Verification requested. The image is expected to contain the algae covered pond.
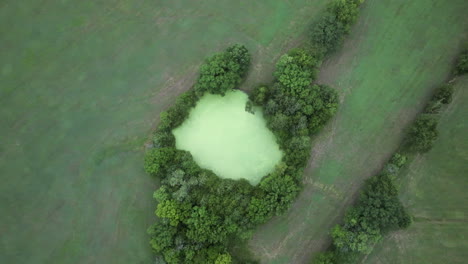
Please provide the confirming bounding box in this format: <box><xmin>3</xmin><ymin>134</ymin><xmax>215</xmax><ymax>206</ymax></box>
<box><xmin>173</xmin><ymin>90</ymin><xmax>282</xmax><ymax>184</ymax></box>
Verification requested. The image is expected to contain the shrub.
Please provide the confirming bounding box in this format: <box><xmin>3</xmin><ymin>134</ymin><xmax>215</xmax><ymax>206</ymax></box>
<box><xmin>250</xmin><ymin>85</ymin><xmax>270</xmax><ymax>106</ymax></box>
<box><xmin>313</xmin><ymin>251</ymin><xmax>336</xmax><ymax>264</ymax></box>
<box><xmin>424</xmin><ymin>99</ymin><xmax>444</xmax><ymax>114</ymax></box>
<box><xmin>406</xmin><ymin>115</ymin><xmax>439</xmax><ymax>152</ymax></box>
<box><xmin>389</xmin><ymin>153</ymin><xmax>407</xmax><ymax>168</ymax></box>
<box><xmin>153</xmin><ymin>131</ymin><xmax>175</xmax><ymax>148</ymax></box>
<box><xmin>455</xmin><ymin>48</ymin><xmax>468</xmax><ymax>75</ymax></box>
<box><xmin>433</xmin><ymin>84</ymin><xmax>454</xmax><ymax>104</ymax></box>
<box><xmin>425</xmin><ymin>84</ymin><xmax>454</xmax><ymax>114</ymax></box>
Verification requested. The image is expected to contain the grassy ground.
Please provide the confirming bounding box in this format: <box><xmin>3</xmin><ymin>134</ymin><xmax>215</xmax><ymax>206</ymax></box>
<box><xmin>0</xmin><ymin>0</ymin><xmax>330</xmax><ymax>263</ymax></box>
<box><xmin>249</xmin><ymin>0</ymin><xmax>468</xmax><ymax>263</ymax></box>
<box><xmin>362</xmin><ymin>76</ymin><xmax>468</xmax><ymax>264</ymax></box>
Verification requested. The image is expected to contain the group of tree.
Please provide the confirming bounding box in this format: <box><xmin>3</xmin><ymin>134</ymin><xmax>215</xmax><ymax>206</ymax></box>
<box><xmin>145</xmin><ymin>40</ymin><xmax>341</xmax><ymax>264</ymax></box>
<box><xmin>314</xmin><ymin>47</ymin><xmax>468</xmax><ymax>264</ymax></box>
<box><xmin>308</xmin><ymin>0</ymin><xmax>365</xmax><ymax>59</ymax></box>
<box><xmin>144</xmin><ymin>0</ymin><xmax>374</xmax><ymax>263</ymax></box>
<box><xmin>314</xmin><ymin>152</ymin><xmax>411</xmax><ymax>264</ymax></box>
<box><xmin>146</xmin><ymin>44</ymin><xmax>256</xmax><ymax>264</ymax></box>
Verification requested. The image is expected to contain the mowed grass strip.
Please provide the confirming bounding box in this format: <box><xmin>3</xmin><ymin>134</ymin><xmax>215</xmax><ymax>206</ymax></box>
<box><xmin>249</xmin><ymin>0</ymin><xmax>468</xmax><ymax>263</ymax></box>
<box><xmin>0</xmin><ymin>1</ymin><xmax>329</xmax><ymax>263</ymax></box>
<box><xmin>362</xmin><ymin>76</ymin><xmax>468</xmax><ymax>264</ymax></box>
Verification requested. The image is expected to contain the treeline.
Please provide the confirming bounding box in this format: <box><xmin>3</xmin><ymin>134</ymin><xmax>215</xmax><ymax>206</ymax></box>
<box><xmin>144</xmin><ymin>0</ymin><xmax>368</xmax><ymax>263</ymax></box>
<box><xmin>313</xmin><ymin>48</ymin><xmax>468</xmax><ymax>264</ymax></box>
<box><xmin>146</xmin><ymin>45</ymin><xmax>255</xmax><ymax>264</ymax></box>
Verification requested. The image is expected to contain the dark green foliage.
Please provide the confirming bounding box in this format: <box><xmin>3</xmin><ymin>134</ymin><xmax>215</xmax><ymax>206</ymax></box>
<box><xmin>274</xmin><ymin>49</ymin><xmax>318</xmax><ymax>90</ymax></box>
<box><xmin>330</xmin><ymin>174</ymin><xmax>410</xmax><ymax>256</ymax></box>
<box><xmin>406</xmin><ymin>115</ymin><xmax>439</xmax><ymax>152</ymax></box>
<box><xmin>389</xmin><ymin>153</ymin><xmax>407</xmax><ymax>168</ymax></box>
<box><xmin>261</xmin><ymin>49</ymin><xmax>339</xmax><ymax>140</ymax></box>
<box><xmin>195</xmin><ymin>44</ymin><xmax>251</xmax><ymax>97</ymax></box>
<box><xmin>433</xmin><ymin>84</ymin><xmax>454</xmax><ymax>104</ymax></box>
<box><xmin>330</xmin><ymin>0</ymin><xmax>363</xmax><ymax>30</ymax></box>
<box><xmin>310</xmin><ymin>0</ymin><xmax>364</xmax><ymax>57</ymax></box>
<box><xmin>258</xmin><ymin>164</ymin><xmax>300</xmax><ymax>216</ymax></box>
<box><xmin>146</xmin><ymin>29</ymin><xmax>344</xmax><ymax>263</ymax></box>
<box><xmin>384</xmin><ymin>152</ymin><xmax>407</xmax><ymax>175</ymax></box>
<box><xmin>313</xmin><ymin>252</ymin><xmax>336</xmax><ymax>264</ymax></box>
<box><xmin>144</xmin><ymin>148</ymin><xmax>177</xmax><ymax>178</ymax></box>
<box><xmin>310</xmin><ymin>13</ymin><xmax>347</xmax><ymax>57</ymax></box>
<box><xmin>455</xmin><ymin>48</ymin><xmax>468</xmax><ymax>75</ymax></box>
<box><xmin>153</xmin><ymin>131</ymin><xmax>175</xmax><ymax>148</ymax></box>
<box><xmin>359</xmin><ymin>174</ymin><xmax>411</xmax><ymax>232</ymax></box>
<box><xmin>249</xmin><ymin>85</ymin><xmax>270</xmax><ymax>106</ymax></box>
<box><xmin>424</xmin><ymin>84</ymin><xmax>454</xmax><ymax>114</ymax></box>
<box><xmin>424</xmin><ymin>99</ymin><xmax>444</xmax><ymax>114</ymax></box>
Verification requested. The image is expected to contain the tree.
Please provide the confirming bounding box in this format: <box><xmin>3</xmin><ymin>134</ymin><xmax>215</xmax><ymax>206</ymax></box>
<box><xmin>406</xmin><ymin>115</ymin><xmax>439</xmax><ymax>152</ymax></box>
<box><xmin>185</xmin><ymin>206</ymin><xmax>228</xmax><ymax>243</ymax></box>
<box><xmin>332</xmin><ymin>223</ymin><xmax>381</xmax><ymax>254</ymax></box>
<box><xmin>358</xmin><ymin>174</ymin><xmax>409</xmax><ymax>232</ymax></box>
<box><xmin>153</xmin><ymin>131</ymin><xmax>175</xmax><ymax>148</ymax></box>
<box><xmin>195</xmin><ymin>44</ymin><xmax>251</xmax><ymax>96</ymax></box>
<box><xmin>250</xmin><ymin>85</ymin><xmax>270</xmax><ymax>106</ymax></box>
<box><xmin>313</xmin><ymin>252</ymin><xmax>336</xmax><ymax>264</ymax></box>
<box><xmin>144</xmin><ymin>147</ymin><xmax>177</xmax><ymax>178</ymax></box>
<box><xmin>274</xmin><ymin>49</ymin><xmax>317</xmax><ymax>92</ymax></box>
<box><xmin>310</xmin><ymin>13</ymin><xmax>346</xmax><ymax>56</ymax></box>
<box><xmin>156</xmin><ymin>199</ymin><xmax>191</xmax><ymax>227</ymax></box>
<box><xmin>226</xmin><ymin>44</ymin><xmax>251</xmax><ymax>76</ymax></box>
<box><xmin>147</xmin><ymin>222</ymin><xmax>176</xmax><ymax>253</ymax></box>
<box><xmin>329</xmin><ymin>0</ymin><xmax>363</xmax><ymax>31</ymax></box>
<box><xmin>258</xmin><ymin>165</ymin><xmax>300</xmax><ymax>215</ymax></box>
<box><xmin>215</xmin><ymin>253</ymin><xmax>232</xmax><ymax>264</ymax></box>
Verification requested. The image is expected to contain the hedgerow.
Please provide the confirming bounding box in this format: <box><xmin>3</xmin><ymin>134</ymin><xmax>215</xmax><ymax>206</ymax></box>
<box><xmin>313</xmin><ymin>45</ymin><xmax>468</xmax><ymax>264</ymax></box>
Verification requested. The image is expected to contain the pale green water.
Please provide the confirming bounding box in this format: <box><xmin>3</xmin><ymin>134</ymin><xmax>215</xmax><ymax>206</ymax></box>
<box><xmin>173</xmin><ymin>90</ymin><xmax>282</xmax><ymax>184</ymax></box>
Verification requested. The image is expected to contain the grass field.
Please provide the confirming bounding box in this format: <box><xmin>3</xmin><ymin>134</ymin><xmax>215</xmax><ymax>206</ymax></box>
<box><xmin>249</xmin><ymin>0</ymin><xmax>468</xmax><ymax>263</ymax></box>
<box><xmin>0</xmin><ymin>1</ymin><xmax>330</xmax><ymax>263</ymax></box>
<box><xmin>361</xmin><ymin>76</ymin><xmax>468</xmax><ymax>264</ymax></box>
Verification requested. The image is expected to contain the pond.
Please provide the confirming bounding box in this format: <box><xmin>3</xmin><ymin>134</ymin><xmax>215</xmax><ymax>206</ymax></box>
<box><xmin>173</xmin><ymin>90</ymin><xmax>282</xmax><ymax>185</ymax></box>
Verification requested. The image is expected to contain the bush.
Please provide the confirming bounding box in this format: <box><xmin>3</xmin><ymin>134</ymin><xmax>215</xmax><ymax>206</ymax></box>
<box><xmin>250</xmin><ymin>85</ymin><xmax>270</xmax><ymax>106</ymax></box>
<box><xmin>455</xmin><ymin>48</ymin><xmax>468</xmax><ymax>75</ymax></box>
<box><xmin>389</xmin><ymin>153</ymin><xmax>407</xmax><ymax>168</ymax></box>
<box><xmin>153</xmin><ymin>131</ymin><xmax>175</xmax><ymax>148</ymax></box>
<box><xmin>313</xmin><ymin>252</ymin><xmax>336</xmax><ymax>264</ymax></box>
<box><xmin>433</xmin><ymin>84</ymin><xmax>454</xmax><ymax>104</ymax></box>
<box><xmin>406</xmin><ymin>115</ymin><xmax>439</xmax><ymax>152</ymax></box>
<box><xmin>425</xmin><ymin>84</ymin><xmax>454</xmax><ymax>114</ymax></box>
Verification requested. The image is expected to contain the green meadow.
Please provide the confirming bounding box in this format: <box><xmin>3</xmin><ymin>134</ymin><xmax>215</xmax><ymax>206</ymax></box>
<box><xmin>1</xmin><ymin>0</ymin><xmax>467</xmax><ymax>263</ymax></box>
<box><xmin>0</xmin><ymin>0</ymin><xmax>328</xmax><ymax>263</ymax></box>
<box><xmin>362</xmin><ymin>76</ymin><xmax>468</xmax><ymax>264</ymax></box>
<box><xmin>249</xmin><ymin>0</ymin><xmax>468</xmax><ymax>263</ymax></box>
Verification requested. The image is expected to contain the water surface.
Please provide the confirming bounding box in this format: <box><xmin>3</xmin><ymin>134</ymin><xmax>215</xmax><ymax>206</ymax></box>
<box><xmin>173</xmin><ymin>90</ymin><xmax>282</xmax><ymax>184</ymax></box>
